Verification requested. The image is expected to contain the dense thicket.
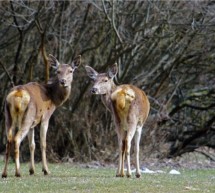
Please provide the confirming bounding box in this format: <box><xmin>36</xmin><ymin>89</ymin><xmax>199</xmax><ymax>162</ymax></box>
<box><xmin>0</xmin><ymin>1</ymin><xmax>214</xmax><ymax>163</ymax></box>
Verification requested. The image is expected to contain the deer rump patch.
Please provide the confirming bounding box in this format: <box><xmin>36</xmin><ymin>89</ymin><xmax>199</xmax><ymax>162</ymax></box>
<box><xmin>7</xmin><ymin>89</ymin><xmax>30</xmax><ymax>114</ymax></box>
<box><xmin>111</xmin><ymin>87</ymin><xmax>135</xmax><ymax>130</ymax></box>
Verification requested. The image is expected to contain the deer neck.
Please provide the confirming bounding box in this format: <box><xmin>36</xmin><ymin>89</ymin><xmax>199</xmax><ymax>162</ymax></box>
<box><xmin>45</xmin><ymin>79</ymin><xmax>71</xmax><ymax>107</ymax></box>
<box><xmin>101</xmin><ymin>81</ymin><xmax>116</xmax><ymax>111</ymax></box>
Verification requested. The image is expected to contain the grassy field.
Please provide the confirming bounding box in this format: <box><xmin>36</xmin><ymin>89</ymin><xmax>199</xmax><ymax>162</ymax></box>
<box><xmin>0</xmin><ymin>162</ymin><xmax>214</xmax><ymax>193</ymax></box>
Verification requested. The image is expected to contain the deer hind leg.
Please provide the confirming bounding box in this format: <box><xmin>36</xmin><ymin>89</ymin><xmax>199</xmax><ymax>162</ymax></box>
<box><xmin>2</xmin><ymin>141</ymin><xmax>11</xmax><ymax>178</ymax></box>
<box><xmin>125</xmin><ymin>125</ymin><xmax>136</xmax><ymax>178</ymax></box>
<box><xmin>116</xmin><ymin>130</ymin><xmax>126</xmax><ymax>177</ymax></box>
<box><xmin>14</xmin><ymin>109</ymin><xmax>34</xmax><ymax>177</ymax></box>
<box><xmin>2</xmin><ymin>128</ymin><xmax>14</xmax><ymax>178</ymax></box>
<box><xmin>2</xmin><ymin>105</ymin><xmax>14</xmax><ymax>178</ymax></box>
<box><xmin>40</xmin><ymin>120</ymin><xmax>50</xmax><ymax>175</ymax></box>
<box><xmin>134</xmin><ymin>125</ymin><xmax>143</xmax><ymax>178</ymax></box>
<box><xmin>14</xmin><ymin>126</ymin><xmax>30</xmax><ymax>177</ymax></box>
<box><xmin>28</xmin><ymin>128</ymin><xmax>35</xmax><ymax>175</ymax></box>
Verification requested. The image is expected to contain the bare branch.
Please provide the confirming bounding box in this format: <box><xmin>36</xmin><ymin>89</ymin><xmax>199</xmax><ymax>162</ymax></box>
<box><xmin>0</xmin><ymin>60</ymin><xmax>14</xmax><ymax>87</ymax></box>
<box><xmin>102</xmin><ymin>0</ymin><xmax>123</xmax><ymax>44</ymax></box>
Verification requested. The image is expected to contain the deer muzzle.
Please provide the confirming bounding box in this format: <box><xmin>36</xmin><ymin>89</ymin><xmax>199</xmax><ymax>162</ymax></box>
<box><xmin>90</xmin><ymin>87</ymin><xmax>98</xmax><ymax>94</ymax></box>
<box><xmin>60</xmin><ymin>79</ymin><xmax>67</xmax><ymax>87</ymax></box>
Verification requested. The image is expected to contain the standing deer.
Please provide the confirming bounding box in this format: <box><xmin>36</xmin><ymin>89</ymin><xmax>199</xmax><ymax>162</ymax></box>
<box><xmin>2</xmin><ymin>54</ymin><xmax>81</xmax><ymax>178</ymax></box>
<box><xmin>85</xmin><ymin>64</ymin><xmax>150</xmax><ymax>178</ymax></box>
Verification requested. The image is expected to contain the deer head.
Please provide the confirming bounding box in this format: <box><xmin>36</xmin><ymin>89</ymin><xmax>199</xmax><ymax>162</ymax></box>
<box><xmin>49</xmin><ymin>54</ymin><xmax>81</xmax><ymax>88</ymax></box>
<box><xmin>85</xmin><ymin>63</ymin><xmax>118</xmax><ymax>94</ymax></box>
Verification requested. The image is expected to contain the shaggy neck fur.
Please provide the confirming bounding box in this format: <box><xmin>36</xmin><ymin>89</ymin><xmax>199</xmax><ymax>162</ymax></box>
<box><xmin>45</xmin><ymin>79</ymin><xmax>71</xmax><ymax>107</ymax></box>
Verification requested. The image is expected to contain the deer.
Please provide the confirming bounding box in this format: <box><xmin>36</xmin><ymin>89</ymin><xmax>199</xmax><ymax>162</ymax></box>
<box><xmin>2</xmin><ymin>54</ymin><xmax>81</xmax><ymax>178</ymax></box>
<box><xmin>85</xmin><ymin>63</ymin><xmax>150</xmax><ymax>178</ymax></box>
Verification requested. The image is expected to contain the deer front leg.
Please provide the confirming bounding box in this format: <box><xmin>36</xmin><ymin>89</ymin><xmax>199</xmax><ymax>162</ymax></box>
<box><xmin>40</xmin><ymin>120</ymin><xmax>50</xmax><ymax>175</ymax></box>
<box><xmin>134</xmin><ymin>125</ymin><xmax>143</xmax><ymax>178</ymax></box>
<box><xmin>40</xmin><ymin>108</ymin><xmax>55</xmax><ymax>175</ymax></box>
<box><xmin>28</xmin><ymin>128</ymin><xmax>35</xmax><ymax>175</ymax></box>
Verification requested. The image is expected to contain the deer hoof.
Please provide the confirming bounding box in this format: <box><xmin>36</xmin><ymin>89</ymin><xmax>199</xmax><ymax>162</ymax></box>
<box><xmin>136</xmin><ymin>173</ymin><xmax>141</xmax><ymax>178</ymax></box>
<box><xmin>126</xmin><ymin>174</ymin><xmax>132</xmax><ymax>178</ymax></box>
<box><xmin>116</xmin><ymin>173</ymin><xmax>125</xmax><ymax>177</ymax></box>
<box><xmin>44</xmin><ymin>171</ymin><xmax>48</xmax><ymax>175</ymax></box>
<box><xmin>2</xmin><ymin>173</ymin><xmax>7</xmax><ymax>178</ymax></box>
<box><xmin>29</xmin><ymin>168</ymin><xmax>34</xmax><ymax>175</ymax></box>
<box><xmin>15</xmin><ymin>172</ymin><xmax>21</xmax><ymax>177</ymax></box>
<box><xmin>42</xmin><ymin>169</ymin><xmax>50</xmax><ymax>175</ymax></box>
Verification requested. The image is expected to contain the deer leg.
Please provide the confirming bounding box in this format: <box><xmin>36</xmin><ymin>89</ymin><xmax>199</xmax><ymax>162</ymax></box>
<box><xmin>126</xmin><ymin>125</ymin><xmax>136</xmax><ymax>178</ymax></box>
<box><xmin>2</xmin><ymin>138</ymin><xmax>12</xmax><ymax>178</ymax></box>
<box><xmin>116</xmin><ymin>139</ymin><xmax>122</xmax><ymax>177</ymax></box>
<box><xmin>134</xmin><ymin>125</ymin><xmax>143</xmax><ymax>178</ymax></box>
<box><xmin>2</xmin><ymin>104</ymin><xmax>13</xmax><ymax>178</ymax></box>
<box><xmin>28</xmin><ymin>128</ymin><xmax>35</xmax><ymax>175</ymax></box>
<box><xmin>14</xmin><ymin>107</ymin><xmax>35</xmax><ymax>177</ymax></box>
<box><xmin>121</xmin><ymin>139</ymin><xmax>126</xmax><ymax>177</ymax></box>
<box><xmin>116</xmin><ymin>130</ymin><xmax>126</xmax><ymax>177</ymax></box>
<box><xmin>40</xmin><ymin>120</ymin><xmax>50</xmax><ymax>175</ymax></box>
<box><xmin>40</xmin><ymin>108</ymin><xmax>55</xmax><ymax>175</ymax></box>
<box><xmin>2</xmin><ymin>126</ymin><xmax>14</xmax><ymax>178</ymax></box>
<box><xmin>14</xmin><ymin>128</ymin><xmax>30</xmax><ymax>177</ymax></box>
<box><xmin>116</xmin><ymin>139</ymin><xmax>125</xmax><ymax>177</ymax></box>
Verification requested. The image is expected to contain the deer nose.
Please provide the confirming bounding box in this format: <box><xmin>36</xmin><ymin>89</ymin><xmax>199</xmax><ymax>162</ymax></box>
<box><xmin>90</xmin><ymin>87</ymin><xmax>98</xmax><ymax>94</ymax></box>
<box><xmin>60</xmin><ymin>79</ymin><xmax>66</xmax><ymax>86</ymax></box>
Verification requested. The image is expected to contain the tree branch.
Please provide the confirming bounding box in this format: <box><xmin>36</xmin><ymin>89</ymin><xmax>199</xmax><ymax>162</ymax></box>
<box><xmin>195</xmin><ymin>149</ymin><xmax>215</xmax><ymax>162</ymax></box>
<box><xmin>10</xmin><ymin>1</ymin><xmax>23</xmax><ymax>85</ymax></box>
<box><xmin>35</xmin><ymin>18</ymin><xmax>49</xmax><ymax>83</ymax></box>
<box><xmin>0</xmin><ymin>60</ymin><xmax>15</xmax><ymax>87</ymax></box>
<box><xmin>102</xmin><ymin>0</ymin><xmax>123</xmax><ymax>44</ymax></box>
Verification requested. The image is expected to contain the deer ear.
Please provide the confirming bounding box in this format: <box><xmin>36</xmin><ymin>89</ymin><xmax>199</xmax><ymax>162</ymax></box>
<box><xmin>48</xmin><ymin>54</ymin><xmax>60</xmax><ymax>69</ymax></box>
<box><xmin>85</xmin><ymin>65</ymin><xmax>98</xmax><ymax>81</ymax></box>
<box><xmin>72</xmin><ymin>55</ymin><xmax>81</xmax><ymax>69</ymax></box>
<box><xmin>108</xmin><ymin>63</ymin><xmax>118</xmax><ymax>78</ymax></box>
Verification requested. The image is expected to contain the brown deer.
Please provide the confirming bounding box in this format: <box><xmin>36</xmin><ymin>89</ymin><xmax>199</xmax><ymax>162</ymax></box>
<box><xmin>2</xmin><ymin>54</ymin><xmax>81</xmax><ymax>178</ymax></box>
<box><xmin>85</xmin><ymin>64</ymin><xmax>150</xmax><ymax>178</ymax></box>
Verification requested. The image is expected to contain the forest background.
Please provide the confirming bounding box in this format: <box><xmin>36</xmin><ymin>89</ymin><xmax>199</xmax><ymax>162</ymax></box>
<box><xmin>0</xmin><ymin>0</ymin><xmax>214</xmax><ymax>165</ymax></box>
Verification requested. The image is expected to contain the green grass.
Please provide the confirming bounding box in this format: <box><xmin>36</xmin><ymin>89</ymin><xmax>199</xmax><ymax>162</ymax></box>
<box><xmin>0</xmin><ymin>162</ymin><xmax>214</xmax><ymax>193</ymax></box>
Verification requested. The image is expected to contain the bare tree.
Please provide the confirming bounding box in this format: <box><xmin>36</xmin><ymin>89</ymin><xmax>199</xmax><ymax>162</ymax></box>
<box><xmin>0</xmin><ymin>0</ymin><xmax>214</xmax><ymax>162</ymax></box>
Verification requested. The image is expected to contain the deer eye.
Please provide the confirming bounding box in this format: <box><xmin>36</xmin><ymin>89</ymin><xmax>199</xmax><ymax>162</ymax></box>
<box><xmin>57</xmin><ymin>71</ymin><xmax>60</xmax><ymax>74</ymax></box>
<box><xmin>69</xmin><ymin>70</ymin><xmax>73</xmax><ymax>73</ymax></box>
<box><xmin>103</xmin><ymin>79</ymin><xmax>108</xmax><ymax>82</ymax></box>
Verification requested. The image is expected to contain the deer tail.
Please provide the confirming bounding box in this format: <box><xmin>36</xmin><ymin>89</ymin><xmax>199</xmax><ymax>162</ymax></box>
<box><xmin>111</xmin><ymin>88</ymin><xmax>135</xmax><ymax>110</ymax></box>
